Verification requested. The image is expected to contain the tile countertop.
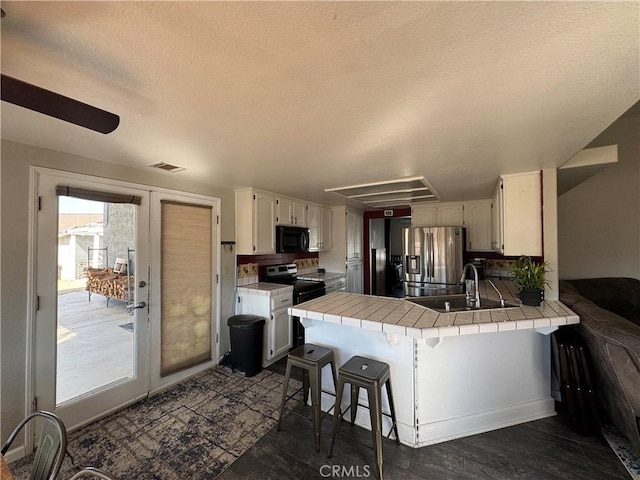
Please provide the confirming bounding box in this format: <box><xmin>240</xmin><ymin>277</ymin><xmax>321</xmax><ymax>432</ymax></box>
<box><xmin>236</xmin><ymin>283</ymin><xmax>293</xmax><ymax>296</ymax></box>
<box><xmin>296</xmin><ymin>271</ymin><xmax>346</xmax><ymax>281</ymax></box>
<box><xmin>289</xmin><ymin>279</ymin><xmax>579</xmax><ymax>339</ymax></box>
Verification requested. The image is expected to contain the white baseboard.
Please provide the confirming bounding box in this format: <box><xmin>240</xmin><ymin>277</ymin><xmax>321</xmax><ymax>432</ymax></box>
<box><xmin>414</xmin><ymin>398</ymin><xmax>556</xmax><ymax>447</ymax></box>
<box><xmin>4</xmin><ymin>444</ymin><xmax>26</xmax><ymax>463</ymax></box>
<box><xmin>319</xmin><ymin>390</ymin><xmax>556</xmax><ymax>448</ymax></box>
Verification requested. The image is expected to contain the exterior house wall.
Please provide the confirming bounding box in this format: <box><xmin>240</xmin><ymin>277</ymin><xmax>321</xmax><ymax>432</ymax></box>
<box><xmin>75</xmin><ymin>234</ymin><xmax>100</xmax><ymax>276</ymax></box>
<box><xmin>558</xmin><ymin>115</ymin><xmax>640</xmax><ymax>280</ymax></box>
<box><xmin>103</xmin><ymin>204</ymin><xmax>136</xmax><ymax>272</ymax></box>
<box><xmin>0</xmin><ymin>139</ymin><xmax>235</xmax><ymax>444</ymax></box>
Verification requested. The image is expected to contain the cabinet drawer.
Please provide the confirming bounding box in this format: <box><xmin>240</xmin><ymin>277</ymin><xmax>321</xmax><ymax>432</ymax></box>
<box><xmin>271</xmin><ymin>294</ymin><xmax>293</xmax><ymax>310</ymax></box>
<box><xmin>335</xmin><ymin>277</ymin><xmax>347</xmax><ymax>289</ymax></box>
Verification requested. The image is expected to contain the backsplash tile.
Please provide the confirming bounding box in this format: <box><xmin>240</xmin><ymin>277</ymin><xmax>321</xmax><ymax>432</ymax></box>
<box><xmin>294</xmin><ymin>257</ymin><xmax>319</xmax><ymax>275</ymax></box>
<box><xmin>485</xmin><ymin>259</ymin><xmax>516</xmax><ymax>279</ymax></box>
<box><xmin>237</xmin><ymin>263</ymin><xmax>259</xmax><ymax>286</ymax></box>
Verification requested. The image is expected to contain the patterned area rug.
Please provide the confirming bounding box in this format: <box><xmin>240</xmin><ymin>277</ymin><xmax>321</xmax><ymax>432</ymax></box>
<box><xmin>10</xmin><ymin>366</ymin><xmax>302</xmax><ymax>479</ymax></box>
<box><xmin>602</xmin><ymin>424</ymin><xmax>640</xmax><ymax>479</ymax></box>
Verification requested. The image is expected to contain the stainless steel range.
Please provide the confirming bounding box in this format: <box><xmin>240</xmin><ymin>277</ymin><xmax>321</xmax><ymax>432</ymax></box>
<box><xmin>265</xmin><ymin>263</ymin><xmax>326</xmax><ymax>347</ymax></box>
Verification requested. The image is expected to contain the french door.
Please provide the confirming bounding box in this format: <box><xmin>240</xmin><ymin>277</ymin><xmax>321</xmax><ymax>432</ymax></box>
<box><xmin>32</xmin><ymin>168</ymin><xmax>219</xmax><ymax>431</ymax></box>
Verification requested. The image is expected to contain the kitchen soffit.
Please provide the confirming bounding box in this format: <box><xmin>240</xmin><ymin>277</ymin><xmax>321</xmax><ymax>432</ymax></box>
<box><xmin>325</xmin><ymin>176</ymin><xmax>438</xmax><ymax>208</ymax></box>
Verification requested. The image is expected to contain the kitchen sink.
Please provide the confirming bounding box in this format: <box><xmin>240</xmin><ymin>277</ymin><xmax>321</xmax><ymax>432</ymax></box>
<box><xmin>406</xmin><ymin>294</ymin><xmax>517</xmax><ymax>312</ymax></box>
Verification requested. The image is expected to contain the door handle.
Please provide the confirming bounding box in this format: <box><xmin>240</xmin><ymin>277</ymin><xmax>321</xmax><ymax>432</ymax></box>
<box><xmin>127</xmin><ymin>301</ymin><xmax>146</xmax><ymax>310</ymax></box>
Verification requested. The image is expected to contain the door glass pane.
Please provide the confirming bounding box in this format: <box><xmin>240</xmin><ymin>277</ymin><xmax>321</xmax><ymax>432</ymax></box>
<box><xmin>160</xmin><ymin>201</ymin><xmax>213</xmax><ymax>376</ymax></box>
<box><xmin>57</xmin><ymin>197</ymin><xmax>136</xmax><ymax>405</ymax></box>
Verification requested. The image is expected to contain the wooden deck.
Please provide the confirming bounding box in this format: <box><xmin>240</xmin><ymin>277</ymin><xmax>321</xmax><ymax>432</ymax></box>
<box><xmin>57</xmin><ymin>290</ymin><xmax>134</xmax><ymax>404</ymax></box>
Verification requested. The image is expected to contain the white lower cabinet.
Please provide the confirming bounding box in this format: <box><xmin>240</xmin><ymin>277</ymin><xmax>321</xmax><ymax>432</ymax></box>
<box><xmin>235</xmin><ymin>289</ymin><xmax>293</xmax><ymax>366</ymax></box>
<box><xmin>346</xmin><ymin>262</ymin><xmax>363</xmax><ymax>294</ymax></box>
<box><xmin>270</xmin><ymin>305</ymin><xmax>291</xmax><ymax>360</ymax></box>
<box><xmin>324</xmin><ymin>275</ymin><xmax>347</xmax><ymax>294</ymax></box>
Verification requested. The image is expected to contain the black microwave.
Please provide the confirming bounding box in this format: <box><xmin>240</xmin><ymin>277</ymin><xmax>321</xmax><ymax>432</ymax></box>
<box><xmin>276</xmin><ymin>225</ymin><xmax>310</xmax><ymax>253</ymax></box>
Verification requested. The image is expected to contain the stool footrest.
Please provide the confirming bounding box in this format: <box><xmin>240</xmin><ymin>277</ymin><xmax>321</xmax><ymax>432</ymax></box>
<box><xmin>334</xmin><ymin>404</ymin><xmax>398</xmax><ymax>440</ymax></box>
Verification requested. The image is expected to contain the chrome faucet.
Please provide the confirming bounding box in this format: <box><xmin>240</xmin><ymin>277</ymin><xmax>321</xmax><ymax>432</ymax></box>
<box><xmin>460</xmin><ymin>263</ymin><xmax>481</xmax><ymax>308</ymax></box>
<box><xmin>487</xmin><ymin>279</ymin><xmax>505</xmax><ymax>307</ymax></box>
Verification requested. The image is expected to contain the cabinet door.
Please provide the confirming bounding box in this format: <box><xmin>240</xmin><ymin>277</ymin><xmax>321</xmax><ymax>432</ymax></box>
<box><xmin>254</xmin><ymin>192</ymin><xmax>275</xmax><ymax>254</ymax></box>
<box><xmin>491</xmin><ymin>182</ymin><xmax>504</xmax><ymax>254</ymax></box>
<box><xmin>320</xmin><ymin>207</ymin><xmax>332</xmax><ymax>251</ymax></box>
<box><xmin>335</xmin><ymin>275</ymin><xmax>347</xmax><ymax>292</ymax></box>
<box><xmin>502</xmin><ymin>172</ymin><xmax>542</xmax><ymax>256</ymax></box>
<box><xmin>412</xmin><ymin>204</ymin><xmax>437</xmax><ymax>227</ymax></box>
<box><xmin>307</xmin><ymin>204</ymin><xmax>320</xmax><ymax>251</ymax></box>
<box><xmin>346</xmin><ymin>211</ymin><xmax>362</xmax><ymax>260</ymax></box>
<box><xmin>346</xmin><ymin>262</ymin><xmax>363</xmax><ymax>293</ymax></box>
<box><xmin>270</xmin><ymin>307</ymin><xmax>292</xmax><ymax>360</ymax></box>
<box><xmin>437</xmin><ymin>204</ymin><xmax>464</xmax><ymax>226</ymax></box>
<box><xmin>276</xmin><ymin>196</ymin><xmax>293</xmax><ymax>225</ymax></box>
<box><xmin>464</xmin><ymin>200</ymin><xmax>492</xmax><ymax>251</ymax></box>
<box><xmin>292</xmin><ymin>202</ymin><xmax>306</xmax><ymax>226</ymax></box>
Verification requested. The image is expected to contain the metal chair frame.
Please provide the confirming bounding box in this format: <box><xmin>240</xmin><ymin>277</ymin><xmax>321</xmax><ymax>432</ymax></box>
<box><xmin>277</xmin><ymin>343</ymin><xmax>338</xmax><ymax>452</ymax></box>
<box><xmin>1</xmin><ymin>411</ymin><xmax>68</xmax><ymax>480</ymax></box>
<box><xmin>68</xmin><ymin>466</ymin><xmax>118</xmax><ymax>479</ymax></box>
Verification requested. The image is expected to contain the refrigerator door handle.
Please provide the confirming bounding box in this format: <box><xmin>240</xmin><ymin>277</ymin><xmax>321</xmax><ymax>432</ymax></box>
<box><xmin>429</xmin><ymin>232</ymin><xmax>435</xmax><ymax>279</ymax></box>
<box><xmin>426</xmin><ymin>232</ymin><xmax>430</xmax><ymax>279</ymax></box>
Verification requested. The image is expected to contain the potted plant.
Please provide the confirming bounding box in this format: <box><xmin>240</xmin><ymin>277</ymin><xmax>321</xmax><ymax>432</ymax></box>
<box><xmin>511</xmin><ymin>256</ymin><xmax>550</xmax><ymax>306</ymax></box>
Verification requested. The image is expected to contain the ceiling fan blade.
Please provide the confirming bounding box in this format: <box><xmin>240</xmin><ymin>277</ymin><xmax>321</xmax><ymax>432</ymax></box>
<box><xmin>1</xmin><ymin>74</ymin><xmax>119</xmax><ymax>134</ymax></box>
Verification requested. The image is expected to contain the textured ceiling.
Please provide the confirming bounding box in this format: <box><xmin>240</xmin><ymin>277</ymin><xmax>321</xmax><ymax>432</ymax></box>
<box><xmin>1</xmin><ymin>1</ymin><xmax>638</xmax><ymax>206</ymax></box>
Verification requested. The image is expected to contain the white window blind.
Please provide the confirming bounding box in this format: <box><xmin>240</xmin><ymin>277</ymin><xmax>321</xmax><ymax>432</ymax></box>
<box><xmin>160</xmin><ymin>201</ymin><xmax>213</xmax><ymax>376</ymax></box>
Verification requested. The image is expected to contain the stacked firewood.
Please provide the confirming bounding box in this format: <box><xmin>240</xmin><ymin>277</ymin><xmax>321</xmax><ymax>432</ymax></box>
<box><xmin>86</xmin><ymin>268</ymin><xmax>133</xmax><ymax>301</ymax></box>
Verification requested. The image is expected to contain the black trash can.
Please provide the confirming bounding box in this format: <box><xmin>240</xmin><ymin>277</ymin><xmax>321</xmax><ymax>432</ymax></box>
<box><xmin>227</xmin><ymin>315</ymin><xmax>265</xmax><ymax>377</ymax></box>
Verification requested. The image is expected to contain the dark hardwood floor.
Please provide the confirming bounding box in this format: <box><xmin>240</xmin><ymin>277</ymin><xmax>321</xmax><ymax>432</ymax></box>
<box><xmin>218</xmin><ymin>404</ymin><xmax>631</xmax><ymax>480</ymax></box>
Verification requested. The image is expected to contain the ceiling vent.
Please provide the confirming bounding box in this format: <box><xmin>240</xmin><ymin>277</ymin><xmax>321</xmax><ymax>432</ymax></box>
<box><xmin>325</xmin><ymin>176</ymin><xmax>438</xmax><ymax>208</ymax></box>
<box><xmin>148</xmin><ymin>162</ymin><xmax>185</xmax><ymax>173</ymax></box>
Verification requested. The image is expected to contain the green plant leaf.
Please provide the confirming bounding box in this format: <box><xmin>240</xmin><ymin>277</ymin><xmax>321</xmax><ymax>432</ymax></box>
<box><xmin>511</xmin><ymin>256</ymin><xmax>550</xmax><ymax>290</ymax></box>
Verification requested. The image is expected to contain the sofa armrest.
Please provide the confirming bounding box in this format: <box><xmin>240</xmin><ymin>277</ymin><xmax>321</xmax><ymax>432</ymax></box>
<box><xmin>570</xmin><ymin>298</ymin><xmax>640</xmax><ymax>453</ymax></box>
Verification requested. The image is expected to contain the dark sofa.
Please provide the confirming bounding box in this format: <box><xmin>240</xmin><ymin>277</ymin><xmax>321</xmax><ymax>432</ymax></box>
<box><xmin>559</xmin><ymin>277</ymin><xmax>640</xmax><ymax>455</ymax></box>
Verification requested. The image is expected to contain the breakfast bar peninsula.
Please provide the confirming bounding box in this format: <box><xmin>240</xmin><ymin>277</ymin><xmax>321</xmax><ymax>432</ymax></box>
<box><xmin>289</xmin><ymin>280</ymin><xmax>579</xmax><ymax>448</ymax></box>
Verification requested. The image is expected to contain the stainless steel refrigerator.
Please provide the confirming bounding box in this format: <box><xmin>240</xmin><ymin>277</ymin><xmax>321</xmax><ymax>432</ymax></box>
<box><xmin>402</xmin><ymin>226</ymin><xmax>465</xmax><ymax>297</ymax></box>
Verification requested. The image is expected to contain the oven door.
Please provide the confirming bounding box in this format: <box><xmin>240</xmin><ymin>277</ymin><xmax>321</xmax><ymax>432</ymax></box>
<box><xmin>297</xmin><ymin>286</ymin><xmax>325</xmax><ymax>304</ymax></box>
<box><xmin>292</xmin><ymin>283</ymin><xmax>325</xmax><ymax>347</ymax></box>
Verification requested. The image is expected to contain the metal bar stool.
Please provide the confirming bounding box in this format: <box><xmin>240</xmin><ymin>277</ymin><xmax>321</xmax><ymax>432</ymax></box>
<box><xmin>277</xmin><ymin>343</ymin><xmax>338</xmax><ymax>452</ymax></box>
<box><xmin>328</xmin><ymin>355</ymin><xmax>400</xmax><ymax>479</ymax></box>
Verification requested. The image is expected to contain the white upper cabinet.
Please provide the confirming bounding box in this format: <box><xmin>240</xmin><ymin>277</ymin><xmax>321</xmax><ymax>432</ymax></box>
<box><xmin>292</xmin><ymin>201</ymin><xmax>307</xmax><ymax>226</ymax></box>
<box><xmin>411</xmin><ymin>204</ymin><xmax>436</xmax><ymax>226</ymax></box>
<box><xmin>307</xmin><ymin>204</ymin><xmax>332</xmax><ymax>252</ymax></box>
<box><xmin>464</xmin><ymin>200</ymin><xmax>492</xmax><ymax>252</ymax></box>
<box><xmin>276</xmin><ymin>196</ymin><xmax>293</xmax><ymax>225</ymax></box>
<box><xmin>317</xmin><ymin>206</ymin><xmax>362</xmax><ymax>274</ymax></box>
<box><xmin>437</xmin><ymin>204</ymin><xmax>464</xmax><ymax>225</ymax></box>
<box><xmin>235</xmin><ymin>188</ymin><xmax>275</xmax><ymax>255</ymax></box>
<box><xmin>307</xmin><ymin>204</ymin><xmax>321</xmax><ymax>251</ymax></box>
<box><xmin>412</xmin><ymin>203</ymin><xmax>463</xmax><ymax>227</ymax></box>
<box><xmin>492</xmin><ymin>171</ymin><xmax>542</xmax><ymax>256</ymax></box>
<box><xmin>276</xmin><ymin>197</ymin><xmax>307</xmax><ymax>226</ymax></box>
<box><xmin>238</xmin><ymin>188</ymin><xmax>332</xmax><ymax>254</ymax></box>
<box><xmin>320</xmin><ymin>207</ymin><xmax>332</xmax><ymax>251</ymax></box>
<box><xmin>346</xmin><ymin>209</ymin><xmax>363</xmax><ymax>261</ymax></box>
